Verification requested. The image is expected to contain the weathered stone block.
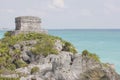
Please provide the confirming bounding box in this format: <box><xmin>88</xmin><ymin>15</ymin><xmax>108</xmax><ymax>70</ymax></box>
<box><xmin>15</xmin><ymin>16</ymin><xmax>41</xmax><ymax>31</ymax></box>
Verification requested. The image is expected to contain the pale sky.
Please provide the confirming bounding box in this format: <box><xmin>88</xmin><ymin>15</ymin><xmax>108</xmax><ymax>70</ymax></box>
<box><xmin>0</xmin><ymin>0</ymin><xmax>120</xmax><ymax>29</ymax></box>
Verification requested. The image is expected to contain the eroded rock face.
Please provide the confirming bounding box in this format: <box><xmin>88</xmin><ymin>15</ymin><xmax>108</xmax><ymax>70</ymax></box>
<box><xmin>14</xmin><ymin>51</ymin><xmax>120</xmax><ymax>80</ymax></box>
<box><xmin>2</xmin><ymin>32</ymin><xmax>120</xmax><ymax>80</ymax></box>
<box><xmin>2</xmin><ymin>16</ymin><xmax>119</xmax><ymax>80</ymax></box>
<box><xmin>54</xmin><ymin>40</ymin><xmax>63</xmax><ymax>52</ymax></box>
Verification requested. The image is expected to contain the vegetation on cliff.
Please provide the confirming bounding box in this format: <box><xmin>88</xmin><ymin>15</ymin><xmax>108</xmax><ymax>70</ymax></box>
<box><xmin>0</xmin><ymin>32</ymin><xmax>119</xmax><ymax>80</ymax></box>
<box><xmin>0</xmin><ymin>32</ymin><xmax>77</xmax><ymax>72</ymax></box>
<box><xmin>82</xmin><ymin>50</ymin><xmax>100</xmax><ymax>62</ymax></box>
<box><xmin>0</xmin><ymin>77</ymin><xmax>19</xmax><ymax>80</ymax></box>
<box><xmin>31</xmin><ymin>67</ymin><xmax>39</xmax><ymax>74</ymax></box>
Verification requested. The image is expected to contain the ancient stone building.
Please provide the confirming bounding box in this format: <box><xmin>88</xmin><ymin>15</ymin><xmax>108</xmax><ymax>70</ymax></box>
<box><xmin>15</xmin><ymin>16</ymin><xmax>41</xmax><ymax>31</ymax></box>
<box><xmin>9</xmin><ymin>16</ymin><xmax>47</xmax><ymax>35</ymax></box>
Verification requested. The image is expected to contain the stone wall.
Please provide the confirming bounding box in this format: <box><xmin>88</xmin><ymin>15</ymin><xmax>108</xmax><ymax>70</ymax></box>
<box><xmin>7</xmin><ymin>16</ymin><xmax>48</xmax><ymax>35</ymax></box>
<box><xmin>15</xmin><ymin>16</ymin><xmax>41</xmax><ymax>31</ymax></box>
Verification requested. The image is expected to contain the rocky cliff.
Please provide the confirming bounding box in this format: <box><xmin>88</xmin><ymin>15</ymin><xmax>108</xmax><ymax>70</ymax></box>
<box><xmin>0</xmin><ymin>32</ymin><xmax>120</xmax><ymax>80</ymax></box>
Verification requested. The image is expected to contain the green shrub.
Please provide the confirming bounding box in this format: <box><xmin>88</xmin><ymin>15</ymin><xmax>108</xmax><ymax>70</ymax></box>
<box><xmin>4</xmin><ymin>31</ymin><xmax>11</xmax><ymax>37</ymax></box>
<box><xmin>13</xmin><ymin>49</ymin><xmax>21</xmax><ymax>55</ymax></box>
<box><xmin>2</xmin><ymin>32</ymin><xmax>77</xmax><ymax>55</ymax></box>
<box><xmin>0</xmin><ymin>32</ymin><xmax>77</xmax><ymax>71</ymax></box>
<box><xmin>0</xmin><ymin>69</ymin><xmax>15</xmax><ymax>75</ymax></box>
<box><xmin>63</xmin><ymin>42</ymin><xmax>77</xmax><ymax>54</ymax></box>
<box><xmin>102</xmin><ymin>63</ymin><xmax>109</xmax><ymax>68</ymax></box>
<box><xmin>82</xmin><ymin>50</ymin><xmax>100</xmax><ymax>62</ymax></box>
<box><xmin>89</xmin><ymin>53</ymin><xmax>100</xmax><ymax>62</ymax></box>
<box><xmin>0</xmin><ymin>77</ymin><xmax>19</xmax><ymax>80</ymax></box>
<box><xmin>6</xmin><ymin>64</ymin><xmax>16</xmax><ymax>70</ymax></box>
<box><xmin>31</xmin><ymin>39</ymin><xmax>58</xmax><ymax>56</ymax></box>
<box><xmin>0</xmin><ymin>42</ymin><xmax>9</xmax><ymax>54</ymax></box>
<box><xmin>82</xmin><ymin>50</ymin><xmax>89</xmax><ymax>56</ymax></box>
<box><xmin>0</xmin><ymin>57</ymin><xmax>6</xmax><ymax>68</ymax></box>
<box><xmin>31</xmin><ymin>67</ymin><xmax>39</xmax><ymax>74</ymax></box>
<box><xmin>14</xmin><ymin>60</ymin><xmax>27</xmax><ymax>68</ymax></box>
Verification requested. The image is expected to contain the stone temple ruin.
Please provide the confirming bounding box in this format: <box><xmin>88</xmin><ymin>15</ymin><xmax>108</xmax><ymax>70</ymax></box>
<box><xmin>10</xmin><ymin>16</ymin><xmax>47</xmax><ymax>35</ymax></box>
<box><xmin>15</xmin><ymin>16</ymin><xmax>41</xmax><ymax>31</ymax></box>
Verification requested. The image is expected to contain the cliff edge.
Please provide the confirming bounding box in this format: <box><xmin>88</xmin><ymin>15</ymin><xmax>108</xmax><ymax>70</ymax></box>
<box><xmin>0</xmin><ymin>32</ymin><xmax>119</xmax><ymax>80</ymax></box>
<box><xmin>0</xmin><ymin>16</ymin><xmax>119</xmax><ymax>80</ymax></box>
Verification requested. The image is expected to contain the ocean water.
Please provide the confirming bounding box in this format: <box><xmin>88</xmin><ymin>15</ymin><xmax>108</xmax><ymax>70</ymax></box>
<box><xmin>0</xmin><ymin>29</ymin><xmax>120</xmax><ymax>73</ymax></box>
<box><xmin>0</xmin><ymin>31</ymin><xmax>5</xmax><ymax>38</ymax></box>
<box><xmin>48</xmin><ymin>29</ymin><xmax>120</xmax><ymax>74</ymax></box>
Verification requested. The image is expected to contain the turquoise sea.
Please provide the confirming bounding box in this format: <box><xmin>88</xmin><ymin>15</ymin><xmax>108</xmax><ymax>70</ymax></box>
<box><xmin>0</xmin><ymin>29</ymin><xmax>120</xmax><ymax>73</ymax></box>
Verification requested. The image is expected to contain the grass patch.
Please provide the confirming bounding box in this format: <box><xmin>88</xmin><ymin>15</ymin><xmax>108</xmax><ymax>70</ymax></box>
<box><xmin>0</xmin><ymin>32</ymin><xmax>77</xmax><ymax>71</ymax></box>
<box><xmin>0</xmin><ymin>77</ymin><xmax>19</xmax><ymax>80</ymax></box>
<box><xmin>82</xmin><ymin>50</ymin><xmax>100</xmax><ymax>62</ymax></box>
<box><xmin>31</xmin><ymin>67</ymin><xmax>39</xmax><ymax>74</ymax></box>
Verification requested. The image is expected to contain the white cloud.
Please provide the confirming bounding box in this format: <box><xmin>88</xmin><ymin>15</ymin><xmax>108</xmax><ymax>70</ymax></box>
<box><xmin>51</xmin><ymin>0</ymin><xmax>65</xmax><ymax>8</ymax></box>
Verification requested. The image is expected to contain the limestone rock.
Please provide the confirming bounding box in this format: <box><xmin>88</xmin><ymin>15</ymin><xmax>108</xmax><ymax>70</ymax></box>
<box><xmin>15</xmin><ymin>51</ymin><xmax>120</xmax><ymax>80</ymax></box>
<box><xmin>54</xmin><ymin>40</ymin><xmax>63</xmax><ymax>52</ymax></box>
<box><xmin>6</xmin><ymin>39</ymin><xmax>120</xmax><ymax>80</ymax></box>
